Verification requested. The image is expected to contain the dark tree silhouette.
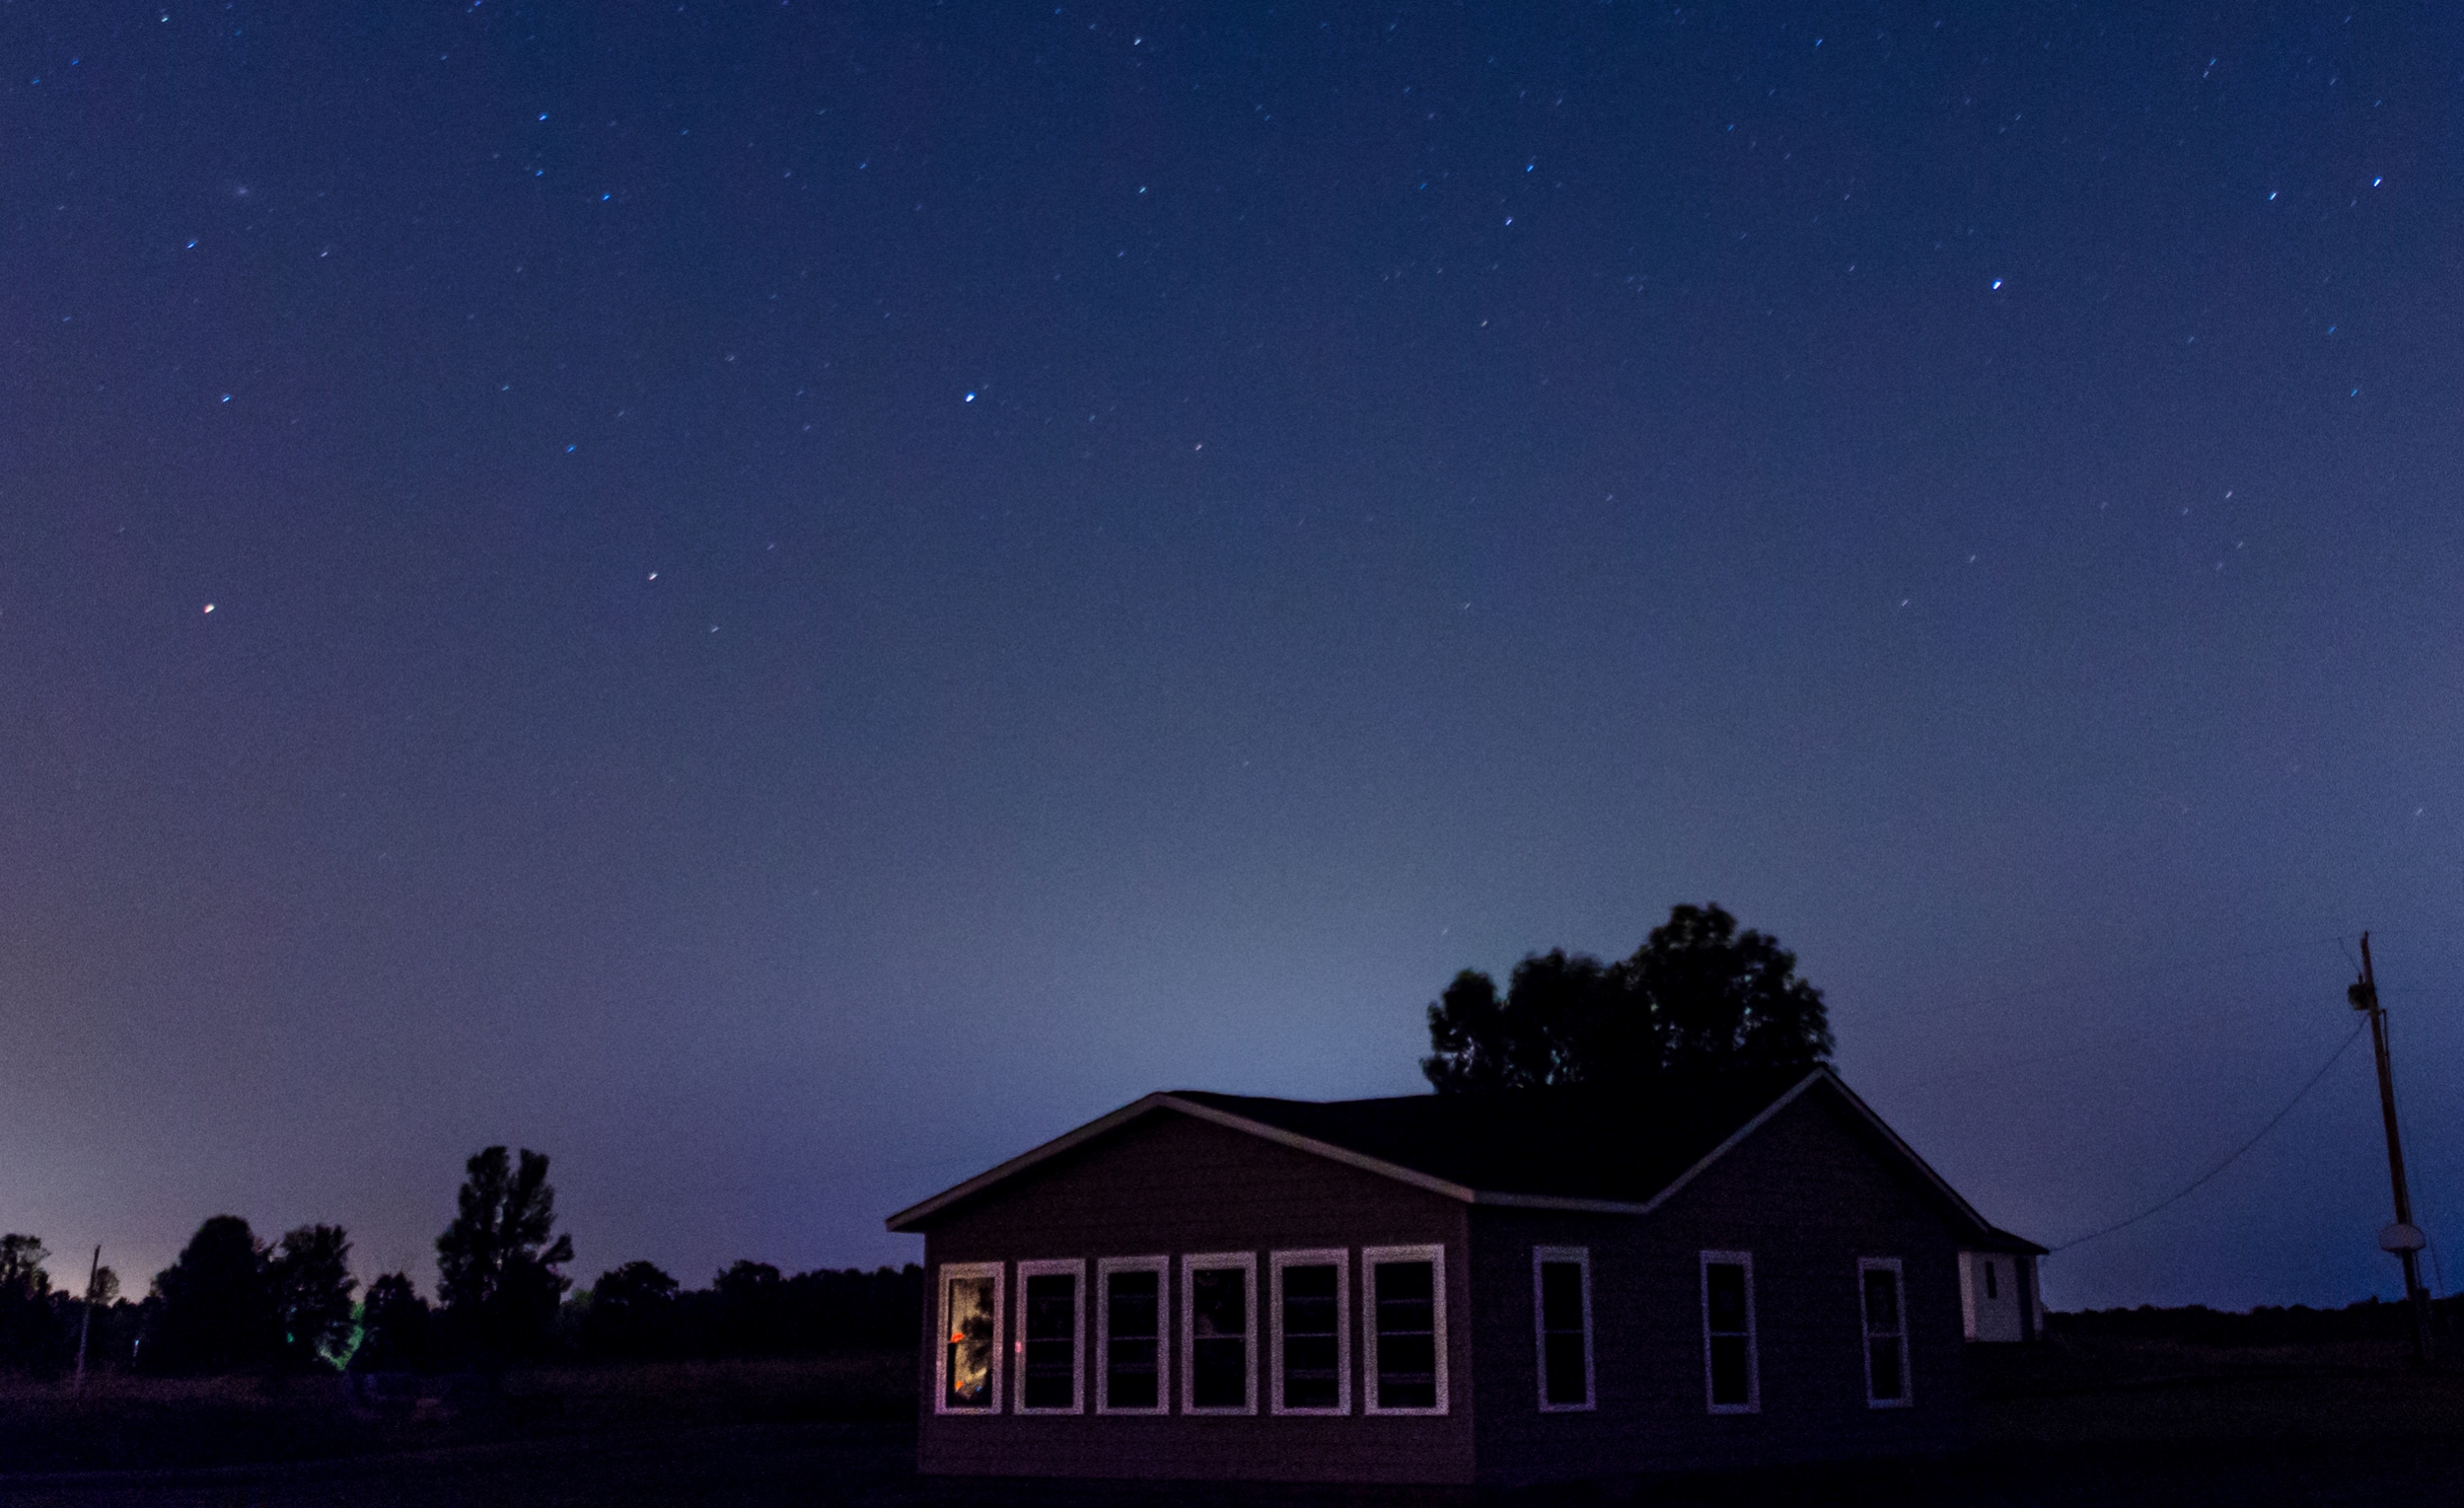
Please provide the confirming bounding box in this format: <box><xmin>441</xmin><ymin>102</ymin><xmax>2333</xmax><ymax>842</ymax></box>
<box><xmin>352</xmin><ymin>1272</ymin><xmax>432</xmax><ymax>1373</ymax></box>
<box><xmin>709</xmin><ymin>1259</ymin><xmax>787</xmax><ymax>1356</ymax></box>
<box><xmin>266</xmin><ymin>1224</ymin><xmax>358</xmax><ymax>1371</ymax></box>
<box><xmin>1423</xmin><ymin>902</ymin><xmax>1833</xmax><ymax>1093</ymax></box>
<box><xmin>436</xmin><ymin>1146</ymin><xmax>573</xmax><ymax>1360</ymax></box>
<box><xmin>0</xmin><ymin>1235</ymin><xmax>62</xmax><ymax>1371</ymax></box>
<box><xmin>149</xmin><ymin>1216</ymin><xmax>276</xmax><ymax>1373</ymax></box>
<box><xmin>581</xmin><ymin>1260</ymin><xmax>681</xmax><ymax>1359</ymax></box>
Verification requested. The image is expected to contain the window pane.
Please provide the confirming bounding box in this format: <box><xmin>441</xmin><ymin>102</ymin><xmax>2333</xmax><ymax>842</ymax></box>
<box><xmin>1540</xmin><ymin>1261</ymin><xmax>1584</xmax><ymax>1333</ymax></box>
<box><xmin>1708</xmin><ymin>1333</ymin><xmax>1752</xmax><ymax>1405</ymax></box>
<box><xmin>1868</xmin><ymin>1334</ymin><xmax>1905</xmax><ymax>1400</ymax></box>
<box><xmin>1022</xmin><ymin>1272</ymin><xmax>1075</xmax><ymax>1409</ymax></box>
<box><xmin>1193</xmin><ymin>1266</ymin><xmax>1248</xmax><ymax>1408</ymax></box>
<box><xmin>1106</xmin><ymin>1269</ymin><xmax>1159</xmax><ymax>1409</ymax></box>
<box><xmin>1280</xmin><ymin>1263</ymin><xmax>1341</xmax><ymax>1409</ymax></box>
<box><xmin>1862</xmin><ymin>1267</ymin><xmax>1901</xmax><ymax>1333</ymax></box>
<box><xmin>1543</xmin><ymin>1331</ymin><xmax>1588</xmax><ymax>1405</ymax></box>
<box><xmin>944</xmin><ymin>1275</ymin><xmax>995</xmax><ymax>1409</ymax></box>
<box><xmin>1374</xmin><ymin>1259</ymin><xmax>1438</xmax><ymax>1409</ymax></box>
<box><xmin>1984</xmin><ymin>1260</ymin><xmax>1998</xmax><ymax>1300</ymax></box>
<box><xmin>1705</xmin><ymin>1262</ymin><xmax>1749</xmax><ymax>1333</ymax></box>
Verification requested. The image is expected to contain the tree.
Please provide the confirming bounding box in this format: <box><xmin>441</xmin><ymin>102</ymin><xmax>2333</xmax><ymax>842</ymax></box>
<box><xmin>0</xmin><ymin>1235</ymin><xmax>62</xmax><ymax>1371</ymax></box>
<box><xmin>435</xmin><ymin>1146</ymin><xmax>573</xmax><ymax>1360</ymax></box>
<box><xmin>352</xmin><ymin>1272</ymin><xmax>432</xmax><ymax>1373</ymax></box>
<box><xmin>149</xmin><ymin>1216</ymin><xmax>276</xmax><ymax>1373</ymax></box>
<box><xmin>1422</xmin><ymin>902</ymin><xmax>1833</xmax><ymax>1093</ymax></box>
<box><xmin>580</xmin><ymin>1260</ymin><xmax>680</xmax><ymax>1359</ymax></box>
<box><xmin>266</xmin><ymin>1224</ymin><xmax>359</xmax><ymax>1371</ymax></box>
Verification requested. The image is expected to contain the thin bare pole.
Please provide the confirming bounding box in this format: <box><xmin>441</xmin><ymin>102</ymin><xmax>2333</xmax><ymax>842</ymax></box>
<box><xmin>2354</xmin><ymin>934</ymin><xmax>2433</xmax><ymax>1365</ymax></box>
<box><xmin>75</xmin><ymin>1245</ymin><xmax>101</xmax><ymax>1386</ymax></box>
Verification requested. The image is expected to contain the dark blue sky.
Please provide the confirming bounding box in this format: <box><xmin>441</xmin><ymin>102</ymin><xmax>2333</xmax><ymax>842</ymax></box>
<box><xmin>2</xmin><ymin>1</ymin><xmax>2458</xmax><ymax>1312</ymax></box>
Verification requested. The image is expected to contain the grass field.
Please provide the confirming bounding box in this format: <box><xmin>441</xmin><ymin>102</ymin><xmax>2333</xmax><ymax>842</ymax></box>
<box><xmin>0</xmin><ymin>1339</ymin><xmax>2455</xmax><ymax>1504</ymax></box>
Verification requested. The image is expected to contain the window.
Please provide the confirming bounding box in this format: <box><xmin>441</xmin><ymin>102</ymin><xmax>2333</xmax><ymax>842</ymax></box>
<box><xmin>1700</xmin><ymin>1252</ymin><xmax>1758</xmax><ymax>1413</ymax></box>
<box><xmin>1270</xmin><ymin>1250</ymin><xmax>1350</xmax><ymax>1414</ymax></box>
<box><xmin>1181</xmin><ymin>1253</ymin><xmax>1257</xmax><ymax>1414</ymax></box>
<box><xmin>1532</xmin><ymin>1247</ymin><xmax>1594</xmax><ymax>1411</ymax></box>
<box><xmin>1859</xmin><ymin>1258</ymin><xmax>1911</xmax><ymax>1407</ymax></box>
<box><xmin>1362</xmin><ymin>1245</ymin><xmax>1448</xmax><ymax>1415</ymax></box>
<box><xmin>936</xmin><ymin>1261</ymin><xmax>1003</xmax><ymax>1414</ymax></box>
<box><xmin>1095</xmin><ymin>1257</ymin><xmax>1168</xmax><ymax>1414</ymax></box>
<box><xmin>1984</xmin><ymin>1259</ymin><xmax>1998</xmax><ymax>1300</ymax></box>
<box><xmin>1015</xmin><ymin>1259</ymin><xmax>1083</xmax><ymax>1413</ymax></box>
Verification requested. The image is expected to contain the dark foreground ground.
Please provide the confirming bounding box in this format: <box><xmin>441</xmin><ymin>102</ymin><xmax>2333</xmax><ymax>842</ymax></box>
<box><xmin>0</xmin><ymin>1340</ymin><xmax>2456</xmax><ymax>1506</ymax></box>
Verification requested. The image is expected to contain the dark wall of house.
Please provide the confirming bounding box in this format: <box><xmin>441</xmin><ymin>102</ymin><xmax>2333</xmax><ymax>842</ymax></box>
<box><xmin>914</xmin><ymin>1109</ymin><xmax>1477</xmax><ymax>1484</ymax></box>
<box><xmin>1468</xmin><ymin>1086</ymin><xmax>1972</xmax><ymax>1485</ymax></box>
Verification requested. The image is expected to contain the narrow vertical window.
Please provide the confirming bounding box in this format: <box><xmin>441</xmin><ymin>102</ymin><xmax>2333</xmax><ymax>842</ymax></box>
<box><xmin>1533</xmin><ymin>1247</ymin><xmax>1593</xmax><ymax>1411</ymax></box>
<box><xmin>1015</xmin><ymin>1259</ymin><xmax>1083</xmax><ymax>1412</ymax></box>
<box><xmin>936</xmin><ymin>1261</ymin><xmax>1003</xmax><ymax>1414</ymax></box>
<box><xmin>1096</xmin><ymin>1257</ymin><xmax>1167</xmax><ymax>1414</ymax></box>
<box><xmin>1859</xmin><ymin>1258</ymin><xmax>1911</xmax><ymax>1406</ymax></box>
<box><xmin>1363</xmin><ymin>1245</ymin><xmax>1447</xmax><ymax>1414</ymax></box>
<box><xmin>1270</xmin><ymin>1250</ymin><xmax>1350</xmax><ymax>1414</ymax></box>
<box><xmin>1984</xmin><ymin>1259</ymin><xmax>1998</xmax><ymax>1300</ymax></box>
<box><xmin>1182</xmin><ymin>1253</ymin><xmax>1256</xmax><ymax>1414</ymax></box>
<box><xmin>1701</xmin><ymin>1252</ymin><xmax>1757</xmax><ymax>1413</ymax></box>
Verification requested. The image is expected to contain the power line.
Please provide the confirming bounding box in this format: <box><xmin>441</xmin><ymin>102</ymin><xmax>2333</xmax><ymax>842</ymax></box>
<box><xmin>2050</xmin><ymin>1019</ymin><xmax>2370</xmax><ymax>1255</ymax></box>
<box><xmin>1854</xmin><ymin>933</ymin><xmax>2352</xmax><ymax>1029</ymax></box>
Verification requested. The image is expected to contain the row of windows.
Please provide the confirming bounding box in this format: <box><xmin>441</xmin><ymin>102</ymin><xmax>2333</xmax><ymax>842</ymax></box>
<box><xmin>1697</xmin><ymin>1252</ymin><xmax>1912</xmax><ymax>1412</ymax></box>
<box><xmin>938</xmin><ymin>1247</ymin><xmax>1447</xmax><ymax>1417</ymax></box>
<box><xmin>936</xmin><ymin>1247</ymin><xmax>1915</xmax><ymax>1418</ymax></box>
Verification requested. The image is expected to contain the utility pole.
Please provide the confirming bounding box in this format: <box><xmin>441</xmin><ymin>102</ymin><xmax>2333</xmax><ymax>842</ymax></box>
<box><xmin>2350</xmin><ymin>933</ymin><xmax>2433</xmax><ymax>1365</ymax></box>
<box><xmin>74</xmin><ymin>1245</ymin><xmax>101</xmax><ymax>1387</ymax></box>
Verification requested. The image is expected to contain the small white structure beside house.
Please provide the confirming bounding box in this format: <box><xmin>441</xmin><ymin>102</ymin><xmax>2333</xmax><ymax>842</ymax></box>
<box><xmin>1957</xmin><ymin>1244</ymin><xmax>2041</xmax><ymax>1342</ymax></box>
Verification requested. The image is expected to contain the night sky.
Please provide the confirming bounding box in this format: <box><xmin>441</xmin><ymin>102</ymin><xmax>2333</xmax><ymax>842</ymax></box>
<box><xmin>4</xmin><ymin>2</ymin><xmax>2459</xmax><ymax>1316</ymax></box>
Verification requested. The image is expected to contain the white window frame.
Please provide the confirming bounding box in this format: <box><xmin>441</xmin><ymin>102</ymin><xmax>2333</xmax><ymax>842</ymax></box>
<box><xmin>1361</xmin><ymin>1244</ymin><xmax>1449</xmax><ymax>1416</ymax></box>
<box><xmin>934</xmin><ymin>1260</ymin><xmax>1005</xmax><ymax>1416</ymax></box>
<box><xmin>1269</xmin><ymin>1248</ymin><xmax>1352</xmax><ymax>1415</ymax></box>
<box><xmin>1857</xmin><ymin>1257</ymin><xmax>1913</xmax><ymax>1408</ymax></box>
<box><xmin>1700</xmin><ymin>1250</ymin><xmax>1759</xmax><ymax>1414</ymax></box>
<box><xmin>1012</xmin><ymin>1257</ymin><xmax>1085</xmax><ymax>1414</ymax></box>
<box><xmin>1094</xmin><ymin>1255</ymin><xmax>1169</xmax><ymax>1416</ymax></box>
<box><xmin>1531</xmin><ymin>1246</ymin><xmax>1595</xmax><ymax>1413</ymax></box>
<box><xmin>1180</xmin><ymin>1252</ymin><xmax>1258</xmax><ymax>1415</ymax></box>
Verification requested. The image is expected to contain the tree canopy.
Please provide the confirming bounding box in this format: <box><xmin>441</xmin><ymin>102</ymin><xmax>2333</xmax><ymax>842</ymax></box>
<box><xmin>150</xmin><ymin>1216</ymin><xmax>275</xmax><ymax>1373</ymax></box>
<box><xmin>1422</xmin><ymin>902</ymin><xmax>1833</xmax><ymax>1093</ymax></box>
<box><xmin>435</xmin><ymin>1146</ymin><xmax>574</xmax><ymax>1360</ymax></box>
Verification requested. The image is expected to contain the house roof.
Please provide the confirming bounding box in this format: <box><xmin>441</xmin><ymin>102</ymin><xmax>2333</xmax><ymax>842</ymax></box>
<box><xmin>886</xmin><ymin>1066</ymin><xmax>2022</xmax><ymax>1245</ymax></box>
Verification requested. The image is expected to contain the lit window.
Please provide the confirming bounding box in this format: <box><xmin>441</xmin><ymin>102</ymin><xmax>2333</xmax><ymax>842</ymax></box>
<box><xmin>1015</xmin><ymin>1259</ymin><xmax>1083</xmax><ymax>1412</ymax></box>
<box><xmin>1859</xmin><ymin>1258</ymin><xmax>1911</xmax><ymax>1406</ymax></box>
<box><xmin>1533</xmin><ymin>1247</ymin><xmax>1593</xmax><ymax>1411</ymax></box>
<box><xmin>1270</xmin><ymin>1249</ymin><xmax>1350</xmax><ymax>1414</ymax></box>
<box><xmin>1182</xmin><ymin>1253</ymin><xmax>1257</xmax><ymax>1414</ymax></box>
<box><xmin>1095</xmin><ymin>1256</ymin><xmax>1168</xmax><ymax>1414</ymax></box>
<box><xmin>1700</xmin><ymin>1252</ymin><xmax>1758</xmax><ymax>1413</ymax></box>
<box><xmin>936</xmin><ymin>1261</ymin><xmax>1003</xmax><ymax>1414</ymax></box>
<box><xmin>1363</xmin><ymin>1245</ymin><xmax>1448</xmax><ymax>1414</ymax></box>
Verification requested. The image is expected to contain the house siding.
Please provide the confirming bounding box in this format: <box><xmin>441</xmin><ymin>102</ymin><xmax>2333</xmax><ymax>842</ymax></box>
<box><xmin>1470</xmin><ymin>1089</ymin><xmax>1972</xmax><ymax>1485</ymax></box>
<box><xmin>915</xmin><ymin>1109</ymin><xmax>1478</xmax><ymax>1484</ymax></box>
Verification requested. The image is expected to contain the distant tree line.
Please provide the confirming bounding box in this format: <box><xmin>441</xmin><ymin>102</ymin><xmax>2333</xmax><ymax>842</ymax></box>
<box><xmin>2052</xmin><ymin>1295</ymin><xmax>2462</xmax><ymax>1348</ymax></box>
<box><xmin>0</xmin><ymin>1145</ymin><xmax>920</xmax><ymax>1377</ymax></box>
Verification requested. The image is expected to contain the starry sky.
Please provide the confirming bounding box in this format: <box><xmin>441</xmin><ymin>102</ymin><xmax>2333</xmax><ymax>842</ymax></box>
<box><xmin>2</xmin><ymin>2</ymin><xmax>2459</xmax><ymax>1314</ymax></box>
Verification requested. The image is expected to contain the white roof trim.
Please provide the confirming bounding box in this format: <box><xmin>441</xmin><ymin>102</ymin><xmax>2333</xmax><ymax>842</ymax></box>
<box><xmin>885</xmin><ymin>1093</ymin><xmax>1182</xmax><ymax>1231</ymax></box>
<box><xmin>1812</xmin><ymin>1069</ymin><xmax>1999</xmax><ymax>1237</ymax></box>
<box><xmin>1155</xmin><ymin>1095</ymin><xmax>1482</xmax><ymax>1204</ymax></box>
<box><xmin>1631</xmin><ymin>1069</ymin><xmax>1828</xmax><ymax>1216</ymax></box>
<box><xmin>886</xmin><ymin>1068</ymin><xmax>2002</xmax><ymax>1236</ymax></box>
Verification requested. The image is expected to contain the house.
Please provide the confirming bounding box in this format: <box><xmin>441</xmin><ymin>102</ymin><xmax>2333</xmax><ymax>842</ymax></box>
<box><xmin>885</xmin><ymin>1066</ymin><xmax>2038</xmax><ymax>1487</ymax></box>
